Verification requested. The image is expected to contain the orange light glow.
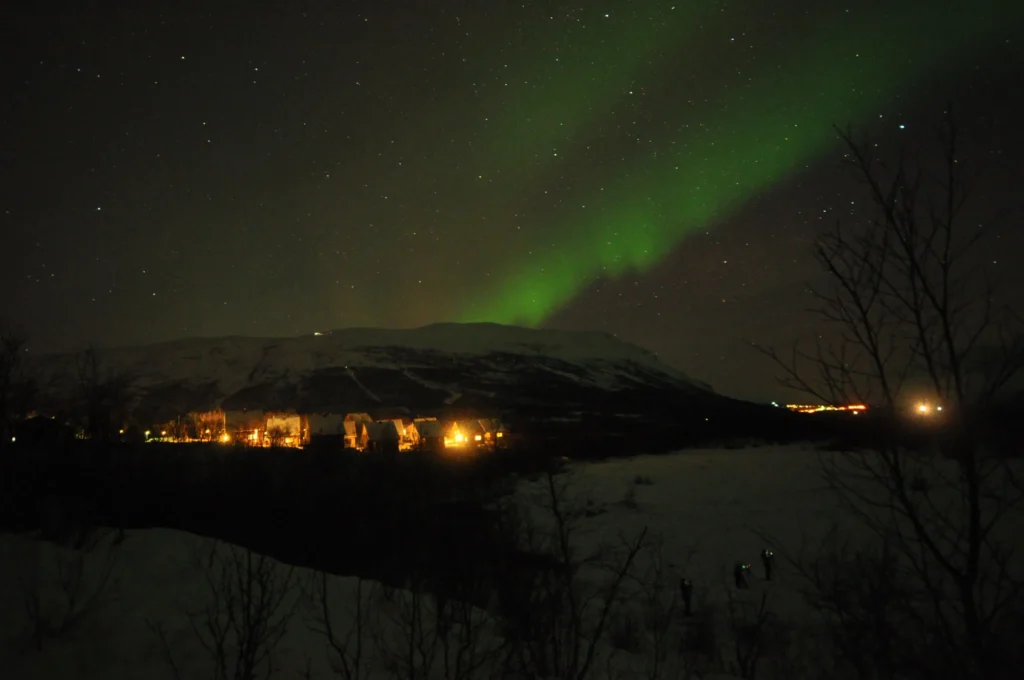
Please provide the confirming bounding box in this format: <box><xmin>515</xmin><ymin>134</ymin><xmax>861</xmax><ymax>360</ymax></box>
<box><xmin>444</xmin><ymin>424</ymin><xmax>468</xmax><ymax>449</ymax></box>
<box><xmin>220</xmin><ymin>433</ymin><xmax>231</xmax><ymax>443</ymax></box>
<box><xmin>474</xmin><ymin>434</ymin><xmax>482</xmax><ymax>441</ymax></box>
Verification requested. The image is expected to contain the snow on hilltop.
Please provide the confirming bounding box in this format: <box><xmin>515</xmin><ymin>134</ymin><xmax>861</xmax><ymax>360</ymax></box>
<box><xmin>33</xmin><ymin>323</ymin><xmax>715</xmax><ymax>417</ymax></box>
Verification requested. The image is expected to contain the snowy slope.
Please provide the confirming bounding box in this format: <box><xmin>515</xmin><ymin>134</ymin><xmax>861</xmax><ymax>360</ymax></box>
<box><xmin>31</xmin><ymin>322</ymin><xmax>717</xmax><ymax>418</ymax></box>
<box><xmin>0</xmin><ymin>444</ymin><xmax>860</xmax><ymax>680</ymax></box>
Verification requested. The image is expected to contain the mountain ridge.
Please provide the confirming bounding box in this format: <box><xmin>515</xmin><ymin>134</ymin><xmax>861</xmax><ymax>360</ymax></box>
<box><xmin>31</xmin><ymin>323</ymin><xmax>721</xmax><ymax>421</ymax></box>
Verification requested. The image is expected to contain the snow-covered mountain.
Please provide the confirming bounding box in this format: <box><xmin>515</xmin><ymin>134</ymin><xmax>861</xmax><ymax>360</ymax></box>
<box><xmin>34</xmin><ymin>323</ymin><xmax>717</xmax><ymax>420</ymax></box>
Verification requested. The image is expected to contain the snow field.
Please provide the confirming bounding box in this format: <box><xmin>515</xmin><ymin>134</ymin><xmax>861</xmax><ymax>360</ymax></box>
<box><xmin>3</xmin><ymin>443</ymin><xmax>1019</xmax><ymax>678</ymax></box>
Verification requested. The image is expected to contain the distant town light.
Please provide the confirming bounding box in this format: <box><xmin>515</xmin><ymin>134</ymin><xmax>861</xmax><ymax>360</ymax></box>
<box><xmin>220</xmin><ymin>433</ymin><xmax>231</xmax><ymax>443</ymax></box>
<box><xmin>474</xmin><ymin>434</ymin><xmax>482</xmax><ymax>441</ymax></box>
<box><xmin>917</xmin><ymin>403</ymin><xmax>930</xmax><ymax>414</ymax></box>
<box><xmin>145</xmin><ymin>430</ymin><xmax>151</xmax><ymax>437</ymax></box>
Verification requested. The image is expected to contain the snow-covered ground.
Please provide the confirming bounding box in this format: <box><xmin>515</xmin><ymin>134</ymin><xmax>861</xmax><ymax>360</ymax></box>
<box><xmin>1</xmin><ymin>444</ymin><xmax>1019</xmax><ymax>679</ymax></box>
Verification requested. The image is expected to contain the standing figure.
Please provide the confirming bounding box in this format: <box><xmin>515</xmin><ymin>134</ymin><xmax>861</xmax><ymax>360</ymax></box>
<box><xmin>761</xmin><ymin>548</ymin><xmax>775</xmax><ymax>581</ymax></box>
<box><xmin>679</xmin><ymin>577</ymin><xmax>694</xmax><ymax>616</ymax></box>
<box><xmin>734</xmin><ymin>562</ymin><xmax>750</xmax><ymax>589</ymax></box>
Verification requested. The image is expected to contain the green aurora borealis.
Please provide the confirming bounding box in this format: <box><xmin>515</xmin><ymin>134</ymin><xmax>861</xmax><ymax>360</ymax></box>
<box><xmin>453</xmin><ymin>2</ymin><xmax>1018</xmax><ymax>326</ymax></box>
<box><xmin>8</xmin><ymin>0</ymin><xmax>1021</xmax><ymax>398</ymax></box>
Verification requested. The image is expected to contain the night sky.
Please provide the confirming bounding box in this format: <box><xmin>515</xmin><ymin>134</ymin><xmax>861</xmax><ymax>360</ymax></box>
<box><xmin>4</xmin><ymin>0</ymin><xmax>1023</xmax><ymax>401</ymax></box>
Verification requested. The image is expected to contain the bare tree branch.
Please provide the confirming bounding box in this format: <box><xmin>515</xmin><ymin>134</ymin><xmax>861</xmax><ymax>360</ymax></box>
<box><xmin>757</xmin><ymin>112</ymin><xmax>1024</xmax><ymax>678</ymax></box>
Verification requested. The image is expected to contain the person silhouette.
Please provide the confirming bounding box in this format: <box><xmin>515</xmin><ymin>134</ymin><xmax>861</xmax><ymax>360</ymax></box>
<box><xmin>761</xmin><ymin>548</ymin><xmax>775</xmax><ymax>581</ymax></box>
<box><xmin>734</xmin><ymin>562</ymin><xmax>750</xmax><ymax>589</ymax></box>
<box><xmin>679</xmin><ymin>577</ymin><xmax>694</xmax><ymax>616</ymax></box>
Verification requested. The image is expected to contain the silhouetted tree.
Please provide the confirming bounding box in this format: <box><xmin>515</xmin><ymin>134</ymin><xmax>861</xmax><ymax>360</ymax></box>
<box><xmin>0</xmin><ymin>323</ymin><xmax>35</xmax><ymax>446</ymax></box>
<box><xmin>75</xmin><ymin>346</ymin><xmax>134</xmax><ymax>442</ymax></box>
<box><xmin>758</xmin><ymin>111</ymin><xmax>1024</xmax><ymax>678</ymax></box>
<box><xmin>266</xmin><ymin>426</ymin><xmax>286</xmax><ymax>448</ymax></box>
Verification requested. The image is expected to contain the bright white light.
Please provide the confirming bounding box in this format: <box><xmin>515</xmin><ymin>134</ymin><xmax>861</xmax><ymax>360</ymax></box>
<box><xmin>917</xmin><ymin>403</ymin><xmax>930</xmax><ymax>414</ymax></box>
<box><xmin>936</xmin><ymin>406</ymin><xmax>943</xmax><ymax>412</ymax></box>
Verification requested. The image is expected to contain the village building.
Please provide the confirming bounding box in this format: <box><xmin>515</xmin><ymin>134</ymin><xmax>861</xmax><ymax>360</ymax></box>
<box><xmin>264</xmin><ymin>411</ymin><xmax>309</xmax><ymax>447</ymax></box>
<box><xmin>390</xmin><ymin>418</ymin><xmax>421</xmax><ymax>451</ymax></box>
<box><xmin>344</xmin><ymin>412</ymin><xmax>373</xmax><ymax>449</ymax></box>
<box><xmin>308</xmin><ymin>412</ymin><xmax>346</xmax><ymax>437</ymax></box>
<box><xmin>225</xmin><ymin>409</ymin><xmax>265</xmax><ymax>445</ymax></box>
<box><xmin>414</xmin><ymin>418</ymin><xmax>445</xmax><ymax>453</ymax></box>
<box><xmin>363</xmin><ymin>420</ymin><xmax>400</xmax><ymax>454</ymax></box>
<box><xmin>477</xmin><ymin>417</ymin><xmax>508</xmax><ymax>446</ymax></box>
<box><xmin>341</xmin><ymin>420</ymin><xmax>363</xmax><ymax>449</ymax></box>
<box><xmin>444</xmin><ymin>419</ymin><xmax>484</xmax><ymax>449</ymax></box>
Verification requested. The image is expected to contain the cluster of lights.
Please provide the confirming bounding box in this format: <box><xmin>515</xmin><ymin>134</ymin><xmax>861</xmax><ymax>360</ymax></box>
<box><xmin>785</xmin><ymin>404</ymin><xmax>867</xmax><ymax>415</ymax></box>
<box><xmin>916</xmin><ymin>403</ymin><xmax>943</xmax><ymax>415</ymax></box>
<box><xmin>121</xmin><ymin>415</ymin><xmax>506</xmax><ymax>451</ymax></box>
<box><xmin>444</xmin><ymin>428</ymin><xmax>468</xmax><ymax>448</ymax></box>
